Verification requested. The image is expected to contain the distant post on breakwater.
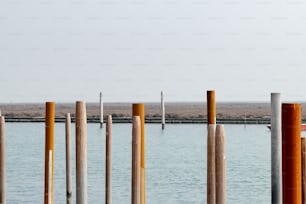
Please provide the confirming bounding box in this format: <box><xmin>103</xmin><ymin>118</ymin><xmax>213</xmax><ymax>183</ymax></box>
<box><xmin>65</xmin><ymin>113</ymin><xmax>72</xmax><ymax>204</ymax></box>
<box><xmin>132</xmin><ymin>116</ymin><xmax>141</xmax><ymax>204</ymax></box>
<box><xmin>76</xmin><ymin>101</ymin><xmax>88</xmax><ymax>204</ymax></box>
<box><xmin>132</xmin><ymin>104</ymin><xmax>145</xmax><ymax>204</ymax></box>
<box><xmin>282</xmin><ymin>103</ymin><xmax>302</xmax><ymax>204</ymax></box>
<box><xmin>161</xmin><ymin>91</ymin><xmax>165</xmax><ymax>130</ymax></box>
<box><xmin>100</xmin><ymin>92</ymin><xmax>103</xmax><ymax>128</ymax></box>
<box><xmin>44</xmin><ymin>102</ymin><xmax>55</xmax><ymax>204</ymax></box>
<box><xmin>105</xmin><ymin>115</ymin><xmax>112</xmax><ymax>204</ymax></box>
<box><xmin>302</xmin><ymin>137</ymin><xmax>306</xmax><ymax>204</ymax></box>
<box><xmin>207</xmin><ymin>90</ymin><xmax>216</xmax><ymax>204</ymax></box>
<box><xmin>271</xmin><ymin>93</ymin><xmax>282</xmax><ymax>204</ymax></box>
<box><xmin>0</xmin><ymin>116</ymin><xmax>6</xmax><ymax>204</ymax></box>
<box><xmin>216</xmin><ymin>125</ymin><xmax>226</xmax><ymax>204</ymax></box>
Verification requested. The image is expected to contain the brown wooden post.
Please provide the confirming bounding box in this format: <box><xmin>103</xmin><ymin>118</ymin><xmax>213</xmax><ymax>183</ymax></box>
<box><xmin>282</xmin><ymin>103</ymin><xmax>302</xmax><ymax>204</ymax></box>
<box><xmin>132</xmin><ymin>104</ymin><xmax>145</xmax><ymax>204</ymax></box>
<box><xmin>302</xmin><ymin>137</ymin><xmax>306</xmax><ymax>204</ymax></box>
<box><xmin>44</xmin><ymin>102</ymin><xmax>55</xmax><ymax>204</ymax></box>
<box><xmin>207</xmin><ymin>90</ymin><xmax>216</xmax><ymax>125</ymax></box>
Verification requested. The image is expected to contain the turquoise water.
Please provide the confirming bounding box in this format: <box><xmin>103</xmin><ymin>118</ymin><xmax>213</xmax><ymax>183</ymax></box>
<box><xmin>5</xmin><ymin>123</ymin><xmax>270</xmax><ymax>203</ymax></box>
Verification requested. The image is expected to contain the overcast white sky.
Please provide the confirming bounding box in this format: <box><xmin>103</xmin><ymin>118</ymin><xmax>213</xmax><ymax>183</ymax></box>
<box><xmin>1</xmin><ymin>0</ymin><xmax>306</xmax><ymax>103</ymax></box>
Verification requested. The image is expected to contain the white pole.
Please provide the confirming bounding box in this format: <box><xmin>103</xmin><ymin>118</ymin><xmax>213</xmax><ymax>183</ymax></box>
<box><xmin>132</xmin><ymin>116</ymin><xmax>141</xmax><ymax>204</ymax></box>
<box><xmin>100</xmin><ymin>92</ymin><xmax>103</xmax><ymax>128</ymax></box>
<box><xmin>76</xmin><ymin>101</ymin><xmax>88</xmax><ymax>204</ymax></box>
<box><xmin>271</xmin><ymin>93</ymin><xmax>282</xmax><ymax>204</ymax></box>
<box><xmin>161</xmin><ymin>91</ymin><xmax>165</xmax><ymax>130</ymax></box>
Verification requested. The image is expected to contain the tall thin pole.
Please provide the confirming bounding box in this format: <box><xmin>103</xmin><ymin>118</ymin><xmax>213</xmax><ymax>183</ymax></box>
<box><xmin>132</xmin><ymin>116</ymin><xmax>141</xmax><ymax>204</ymax></box>
<box><xmin>76</xmin><ymin>101</ymin><xmax>88</xmax><ymax>204</ymax></box>
<box><xmin>65</xmin><ymin>113</ymin><xmax>72</xmax><ymax>204</ymax></box>
<box><xmin>207</xmin><ymin>124</ymin><xmax>216</xmax><ymax>204</ymax></box>
<box><xmin>132</xmin><ymin>104</ymin><xmax>145</xmax><ymax>204</ymax></box>
<box><xmin>207</xmin><ymin>90</ymin><xmax>216</xmax><ymax>204</ymax></box>
<box><xmin>105</xmin><ymin>115</ymin><xmax>112</xmax><ymax>204</ymax></box>
<box><xmin>44</xmin><ymin>102</ymin><xmax>55</xmax><ymax>204</ymax></box>
<box><xmin>302</xmin><ymin>137</ymin><xmax>306</xmax><ymax>204</ymax></box>
<box><xmin>271</xmin><ymin>93</ymin><xmax>282</xmax><ymax>204</ymax></box>
<box><xmin>282</xmin><ymin>103</ymin><xmax>302</xmax><ymax>204</ymax></box>
<box><xmin>207</xmin><ymin>90</ymin><xmax>216</xmax><ymax>125</ymax></box>
<box><xmin>0</xmin><ymin>116</ymin><xmax>6</xmax><ymax>204</ymax></box>
<box><xmin>161</xmin><ymin>91</ymin><xmax>165</xmax><ymax>130</ymax></box>
<box><xmin>100</xmin><ymin>92</ymin><xmax>103</xmax><ymax>128</ymax></box>
<box><xmin>215</xmin><ymin>125</ymin><xmax>226</xmax><ymax>204</ymax></box>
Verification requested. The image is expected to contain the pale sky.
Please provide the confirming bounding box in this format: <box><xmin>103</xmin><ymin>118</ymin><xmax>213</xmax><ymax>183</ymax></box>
<box><xmin>1</xmin><ymin>0</ymin><xmax>306</xmax><ymax>103</ymax></box>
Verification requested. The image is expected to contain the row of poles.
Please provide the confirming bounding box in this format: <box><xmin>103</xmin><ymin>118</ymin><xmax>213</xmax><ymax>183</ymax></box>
<box><xmin>4</xmin><ymin>90</ymin><xmax>306</xmax><ymax>203</ymax></box>
<box><xmin>271</xmin><ymin>93</ymin><xmax>306</xmax><ymax>204</ymax></box>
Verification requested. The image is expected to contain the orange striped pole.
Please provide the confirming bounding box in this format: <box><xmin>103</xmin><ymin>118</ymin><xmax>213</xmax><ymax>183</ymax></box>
<box><xmin>0</xmin><ymin>116</ymin><xmax>6</xmax><ymax>204</ymax></box>
<box><xmin>207</xmin><ymin>90</ymin><xmax>216</xmax><ymax>125</ymax></box>
<box><xmin>132</xmin><ymin>104</ymin><xmax>145</xmax><ymax>204</ymax></box>
<box><xmin>282</xmin><ymin>103</ymin><xmax>302</xmax><ymax>204</ymax></box>
<box><xmin>44</xmin><ymin>102</ymin><xmax>55</xmax><ymax>204</ymax></box>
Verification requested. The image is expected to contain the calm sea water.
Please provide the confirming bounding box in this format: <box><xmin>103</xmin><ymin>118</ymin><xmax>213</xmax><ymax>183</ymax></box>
<box><xmin>5</xmin><ymin>123</ymin><xmax>270</xmax><ymax>203</ymax></box>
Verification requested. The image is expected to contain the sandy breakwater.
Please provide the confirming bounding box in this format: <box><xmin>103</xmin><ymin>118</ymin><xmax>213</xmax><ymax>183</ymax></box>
<box><xmin>1</xmin><ymin>102</ymin><xmax>305</xmax><ymax>124</ymax></box>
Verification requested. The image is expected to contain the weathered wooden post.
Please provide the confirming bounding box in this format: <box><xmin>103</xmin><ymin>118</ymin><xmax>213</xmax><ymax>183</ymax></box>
<box><xmin>76</xmin><ymin>101</ymin><xmax>88</xmax><ymax>204</ymax></box>
<box><xmin>44</xmin><ymin>102</ymin><xmax>55</xmax><ymax>204</ymax></box>
<box><xmin>161</xmin><ymin>91</ymin><xmax>165</xmax><ymax>130</ymax></box>
<box><xmin>132</xmin><ymin>104</ymin><xmax>145</xmax><ymax>204</ymax></box>
<box><xmin>65</xmin><ymin>113</ymin><xmax>72</xmax><ymax>204</ymax></box>
<box><xmin>105</xmin><ymin>115</ymin><xmax>112</xmax><ymax>204</ymax></box>
<box><xmin>207</xmin><ymin>90</ymin><xmax>216</xmax><ymax>204</ymax></box>
<box><xmin>271</xmin><ymin>93</ymin><xmax>282</xmax><ymax>204</ymax></box>
<box><xmin>0</xmin><ymin>116</ymin><xmax>6</xmax><ymax>204</ymax></box>
<box><xmin>132</xmin><ymin>116</ymin><xmax>141</xmax><ymax>204</ymax></box>
<box><xmin>215</xmin><ymin>125</ymin><xmax>226</xmax><ymax>204</ymax></box>
<box><xmin>207</xmin><ymin>124</ymin><xmax>216</xmax><ymax>204</ymax></box>
<box><xmin>100</xmin><ymin>92</ymin><xmax>103</xmax><ymax>128</ymax></box>
<box><xmin>282</xmin><ymin>103</ymin><xmax>302</xmax><ymax>204</ymax></box>
<box><xmin>302</xmin><ymin>137</ymin><xmax>306</xmax><ymax>204</ymax></box>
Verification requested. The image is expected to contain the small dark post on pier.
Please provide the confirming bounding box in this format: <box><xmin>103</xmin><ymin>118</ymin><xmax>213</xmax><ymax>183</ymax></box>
<box><xmin>105</xmin><ymin>115</ymin><xmax>112</xmax><ymax>204</ymax></box>
<box><xmin>161</xmin><ymin>91</ymin><xmax>165</xmax><ymax>130</ymax></box>
<box><xmin>282</xmin><ymin>103</ymin><xmax>302</xmax><ymax>204</ymax></box>
<box><xmin>100</xmin><ymin>92</ymin><xmax>103</xmax><ymax>128</ymax></box>
<box><xmin>0</xmin><ymin>116</ymin><xmax>6</xmax><ymax>204</ymax></box>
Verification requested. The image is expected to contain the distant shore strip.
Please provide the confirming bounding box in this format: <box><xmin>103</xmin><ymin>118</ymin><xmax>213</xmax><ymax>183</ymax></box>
<box><xmin>3</xmin><ymin>116</ymin><xmax>273</xmax><ymax>124</ymax></box>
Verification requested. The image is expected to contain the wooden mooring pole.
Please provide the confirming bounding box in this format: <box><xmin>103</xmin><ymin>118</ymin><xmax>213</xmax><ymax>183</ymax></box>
<box><xmin>44</xmin><ymin>102</ymin><xmax>55</xmax><ymax>204</ymax></box>
<box><xmin>76</xmin><ymin>101</ymin><xmax>88</xmax><ymax>204</ymax></box>
<box><xmin>271</xmin><ymin>93</ymin><xmax>282</xmax><ymax>204</ymax></box>
<box><xmin>105</xmin><ymin>115</ymin><xmax>112</xmax><ymax>204</ymax></box>
<box><xmin>65</xmin><ymin>113</ymin><xmax>72</xmax><ymax>204</ymax></box>
<box><xmin>132</xmin><ymin>116</ymin><xmax>141</xmax><ymax>204</ymax></box>
<box><xmin>282</xmin><ymin>103</ymin><xmax>302</xmax><ymax>204</ymax></box>
<box><xmin>132</xmin><ymin>104</ymin><xmax>145</xmax><ymax>204</ymax></box>
<box><xmin>161</xmin><ymin>91</ymin><xmax>165</xmax><ymax>130</ymax></box>
<box><xmin>215</xmin><ymin>125</ymin><xmax>226</xmax><ymax>204</ymax></box>
<box><xmin>302</xmin><ymin>137</ymin><xmax>306</xmax><ymax>204</ymax></box>
<box><xmin>0</xmin><ymin>116</ymin><xmax>5</xmax><ymax>204</ymax></box>
<box><xmin>207</xmin><ymin>90</ymin><xmax>216</xmax><ymax>204</ymax></box>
